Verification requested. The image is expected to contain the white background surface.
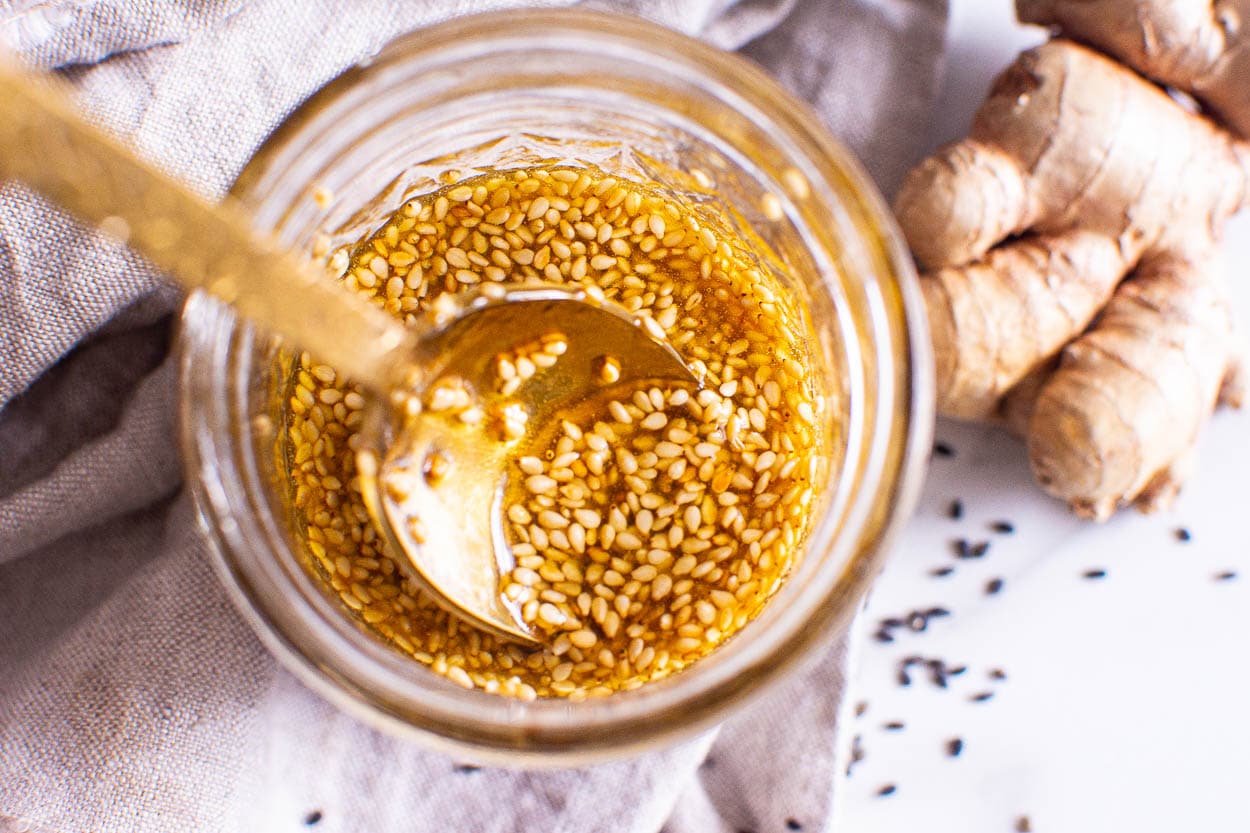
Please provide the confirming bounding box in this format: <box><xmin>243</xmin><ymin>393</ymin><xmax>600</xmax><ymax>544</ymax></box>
<box><xmin>838</xmin><ymin>2</ymin><xmax>1250</xmax><ymax>831</ymax></box>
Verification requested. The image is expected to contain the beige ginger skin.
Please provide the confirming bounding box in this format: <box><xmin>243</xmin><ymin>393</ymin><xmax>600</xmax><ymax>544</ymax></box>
<box><xmin>894</xmin><ymin>2</ymin><xmax>1249</xmax><ymax>520</ymax></box>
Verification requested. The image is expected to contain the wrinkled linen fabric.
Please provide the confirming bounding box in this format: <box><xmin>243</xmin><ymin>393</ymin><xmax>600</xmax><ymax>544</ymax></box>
<box><xmin>0</xmin><ymin>1</ymin><xmax>946</xmax><ymax>831</ymax></box>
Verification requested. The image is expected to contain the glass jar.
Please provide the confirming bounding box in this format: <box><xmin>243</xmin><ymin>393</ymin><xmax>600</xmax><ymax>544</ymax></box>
<box><xmin>178</xmin><ymin>8</ymin><xmax>933</xmax><ymax>764</ymax></box>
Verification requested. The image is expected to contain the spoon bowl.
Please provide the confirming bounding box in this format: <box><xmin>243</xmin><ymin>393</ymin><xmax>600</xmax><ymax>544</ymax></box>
<box><xmin>356</xmin><ymin>285</ymin><xmax>698</xmax><ymax>645</ymax></box>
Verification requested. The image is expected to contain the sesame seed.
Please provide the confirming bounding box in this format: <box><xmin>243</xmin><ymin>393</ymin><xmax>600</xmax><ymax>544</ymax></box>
<box><xmin>569</xmin><ymin>629</ymin><xmax>597</xmax><ymax>649</ymax></box>
<box><xmin>525</xmin><ymin>475</ymin><xmax>557</xmax><ymax>494</ymax></box>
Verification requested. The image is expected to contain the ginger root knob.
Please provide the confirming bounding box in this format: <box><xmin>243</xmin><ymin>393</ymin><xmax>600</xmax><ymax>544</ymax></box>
<box><xmin>895</xmin><ymin>2</ymin><xmax>1250</xmax><ymax>518</ymax></box>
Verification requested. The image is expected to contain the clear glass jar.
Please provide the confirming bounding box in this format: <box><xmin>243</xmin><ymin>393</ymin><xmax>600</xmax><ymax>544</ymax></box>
<box><xmin>178</xmin><ymin>9</ymin><xmax>933</xmax><ymax>764</ymax></box>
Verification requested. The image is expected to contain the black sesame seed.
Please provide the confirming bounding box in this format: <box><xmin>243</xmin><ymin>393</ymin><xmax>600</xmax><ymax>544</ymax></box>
<box><xmin>926</xmin><ymin>607</ymin><xmax>952</xmax><ymax>619</ymax></box>
<box><xmin>786</xmin><ymin>818</ymin><xmax>803</xmax><ymax>830</ymax></box>
<box><xmin>304</xmin><ymin>811</ymin><xmax>323</xmax><ymax>826</ymax></box>
<box><xmin>990</xmin><ymin>520</ymin><xmax>1016</xmax><ymax>534</ymax></box>
<box><xmin>1015</xmin><ymin>815</ymin><xmax>1033</xmax><ymax>832</ymax></box>
<box><xmin>946</xmin><ymin>737</ymin><xmax>964</xmax><ymax>757</ymax></box>
<box><xmin>932</xmin><ymin>666</ymin><xmax>949</xmax><ymax>688</ymax></box>
<box><xmin>848</xmin><ymin>734</ymin><xmax>866</xmax><ymax>776</ymax></box>
<box><xmin>883</xmin><ymin>721</ymin><xmax>905</xmax><ymax>731</ymax></box>
<box><xmin>897</xmin><ymin>667</ymin><xmax>912</xmax><ymax>687</ymax></box>
<box><xmin>930</xmin><ymin>566</ymin><xmax>956</xmax><ymax>578</ymax></box>
<box><xmin>877</xmin><ymin>784</ymin><xmax>898</xmax><ymax>797</ymax></box>
<box><xmin>934</xmin><ymin>441</ymin><xmax>955</xmax><ymax>458</ymax></box>
<box><xmin>881</xmin><ymin>617</ymin><xmax>906</xmax><ymax>628</ymax></box>
<box><xmin>954</xmin><ymin>539</ymin><xmax>990</xmax><ymax>559</ymax></box>
<box><xmin>453</xmin><ymin>763</ymin><xmax>482</xmax><ymax>773</ymax></box>
<box><xmin>1175</xmin><ymin>527</ymin><xmax>1192</xmax><ymax>542</ymax></box>
<box><xmin>874</xmin><ymin>629</ymin><xmax>895</xmax><ymax>644</ymax></box>
<box><xmin>985</xmin><ymin>577</ymin><xmax>1005</xmax><ymax>595</ymax></box>
<box><xmin>947</xmin><ymin>664</ymin><xmax>968</xmax><ymax>676</ymax></box>
<box><xmin>855</xmin><ymin>700</ymin><xmax>869</xmax><ymax>717</ymax></box>
<box><xmin>989</xmin><ymin>668</ymin><xmax>1008</xmax><ymax>681</ymax></box>
<box><xmin>948</xmin><ymin>499</ymin><xmax>965</xmax><ymax>520</ymax></box>
<box><xmin>1082</xmin><ymin>568</ymin><xmax>1107</xmax><ymax>579</ymax></box>
<box><xmin>902</xmin><ymin>655</ymin><xmax>925</xmax><ymax>667</ymax></box>
<box><xmin>970</xmin><ymin>691</ymin><xmax>995</xmax><ymax>703</ymax></box>
<box><xmin>1216</xmin><ymin>570</ymin><xmax>1238</xmax><ymax>582</ymax></box>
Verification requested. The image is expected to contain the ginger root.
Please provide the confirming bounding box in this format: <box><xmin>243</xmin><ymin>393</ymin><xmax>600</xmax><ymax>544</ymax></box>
<box><xmin>895</xmin><ymin>2</ymin><xmax>1249</xmax><ymax>520</ymax></box>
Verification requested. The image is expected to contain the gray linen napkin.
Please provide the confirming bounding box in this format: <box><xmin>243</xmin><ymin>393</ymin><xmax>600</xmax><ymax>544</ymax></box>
<box><xmin>0</xmin><ymin>1</ymin><xmax>946</xmax><ymax>831</ymax></box>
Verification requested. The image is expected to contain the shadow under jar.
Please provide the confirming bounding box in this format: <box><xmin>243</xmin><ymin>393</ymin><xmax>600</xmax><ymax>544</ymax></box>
<box><xmin>178</xmin><ymin>9</ymin><xmax>933</xmax><ymax>764</ymax></box>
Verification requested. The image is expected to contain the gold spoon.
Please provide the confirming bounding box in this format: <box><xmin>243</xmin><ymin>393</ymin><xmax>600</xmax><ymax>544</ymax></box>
<box><xmin>0</xmin><ymin>59</ymin><xmax>695</xmax><ymax>645</ymax></box>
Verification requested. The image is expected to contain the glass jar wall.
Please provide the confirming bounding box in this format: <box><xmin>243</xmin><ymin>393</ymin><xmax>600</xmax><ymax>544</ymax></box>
<box><xmin>178</xmin><ymin>9</ymin><xmax>932</xmax><ymax>763</ymax></box>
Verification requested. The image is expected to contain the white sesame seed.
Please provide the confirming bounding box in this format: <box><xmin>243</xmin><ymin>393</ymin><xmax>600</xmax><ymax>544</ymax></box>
<box><xmin>525</xmin><ymin>475</ymin><xmax>557</xmax><ymax>494</ymax></box>
<box><xmin>538</xmin><ymin>510</ymin><xmax>570</xmax><ymax>529</ymax></box>
<box><xmin>569</xmin><ymin>629</ymin><xmax>598</xmax><ymax>649</ymax></box>
<box><xmin>608</xmin><ymin>400</ymin><xmax>632</xmax><ymax>424</ymax></box>
<box><xmin>538</xmin><ymin>603</ymin><xmax>568</xmax><ymax>626</ymax></box>
<box><xmin>641</xmin><ymin>412</ymin><xmax>668</xmax><ymax>431</ymax></box>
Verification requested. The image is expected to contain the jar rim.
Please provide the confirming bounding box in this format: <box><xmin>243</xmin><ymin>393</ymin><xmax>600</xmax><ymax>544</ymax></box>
<box><xmin>180</xmin><ymin>7</ymin><xmax>933</xmax><ymax>762</ymax></box>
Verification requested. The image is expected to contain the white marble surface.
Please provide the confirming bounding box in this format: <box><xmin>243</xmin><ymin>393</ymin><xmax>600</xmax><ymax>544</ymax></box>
<box><xmin>838</xmin><ymin>2</ymin><xmax>1250</xmax><ymax>831</ymax></box>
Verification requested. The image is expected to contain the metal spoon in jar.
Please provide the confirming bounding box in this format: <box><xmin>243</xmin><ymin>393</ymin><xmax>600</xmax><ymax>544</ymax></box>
<box><xmin>0</xmin><ymin>59</ymin><xmax>694</xmax><ymax>645</ymax></box>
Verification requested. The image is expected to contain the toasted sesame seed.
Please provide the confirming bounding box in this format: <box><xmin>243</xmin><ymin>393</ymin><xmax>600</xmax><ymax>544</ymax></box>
<box><xmin>525</xmin><ymin>475</ymin><xmax>557</xmax><ymax>494</ymax></box>
<box><xmin>641</xmin><ymin>412</ymin><xmax>668</xmax><ymax>431</ymax></box>
<box><xmin>569</xmin><ymin>629</ymin><xmax>597</xmax><ymax>649</ymax></box>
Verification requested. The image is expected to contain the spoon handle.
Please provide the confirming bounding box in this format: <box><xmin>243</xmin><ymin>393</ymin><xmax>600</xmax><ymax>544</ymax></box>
<box><xmin>0</xmin><ymin>59</ymin><xmax>416</xmax><ymax>396</ymax></box>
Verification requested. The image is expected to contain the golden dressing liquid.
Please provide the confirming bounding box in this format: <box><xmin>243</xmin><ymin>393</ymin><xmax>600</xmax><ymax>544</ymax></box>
<box><xmin>278</xmin><ymin>165</ymin><xmax>829</xmax><ymax>700</ymax></box>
